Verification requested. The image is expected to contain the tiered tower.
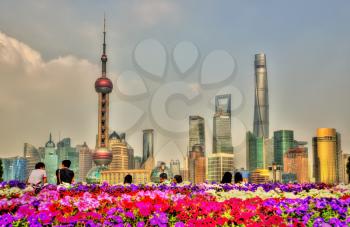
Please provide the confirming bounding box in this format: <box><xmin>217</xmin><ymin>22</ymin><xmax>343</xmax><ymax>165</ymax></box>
<box><xmin>86</xmin><ymin>17</ymin><xmax>113</xmax><ymax>183</ymax></box>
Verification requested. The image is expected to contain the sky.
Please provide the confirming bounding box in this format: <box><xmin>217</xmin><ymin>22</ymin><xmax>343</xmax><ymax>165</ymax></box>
<box><xmin>0</xmin><ymin>0</ymin><xmax>349</xmax><ymax>169</ymax></box>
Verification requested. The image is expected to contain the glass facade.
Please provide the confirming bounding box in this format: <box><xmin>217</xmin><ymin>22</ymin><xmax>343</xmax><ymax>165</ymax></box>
<box><xmin>23</xmin><ymin>143</ymin><xmax>41</xmax><ymax>179</ymax></box>
<box><xmin>57</xmin><ymin>138</ymin><xmax>79</xmax><ymax>179</ymax></box>
<box><xmin>273</xmin><ymin>130</ymin><xmax>294</xmax><ymax>167</ymax></box>
<box><xmin>208</xmin><ymin>153</ymin><xmax>234</xmax><ymax>183</ymax></box>
<box><xmin>188</xmin><ymin>116</ymin><xmax>205</xmax><ymax>151</ymax></box>
<box><xmin>1</xmin><ymin>157</ymin><xmax>27</xmax><ymax>182</ymax></box>
<box><xmin>142</xmin><ymin>129</ymin><xmax>154</xmax><ymax>165</ymax></box>
<box><xmin>246</xmin><ymin>131</ymin><xmax>264</xmax><ymax>171</ymax></box>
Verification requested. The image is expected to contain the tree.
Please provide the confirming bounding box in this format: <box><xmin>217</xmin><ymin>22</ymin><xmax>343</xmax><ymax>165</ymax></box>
<box><xmin>0</xmin><ymin>159</ymin><xmax>3</xmax><ymax>182</ymax></box>
<box><xmin>346</xmin><ymin>157</ymin><xmax>350</xmax><ymax>184</ymax></box>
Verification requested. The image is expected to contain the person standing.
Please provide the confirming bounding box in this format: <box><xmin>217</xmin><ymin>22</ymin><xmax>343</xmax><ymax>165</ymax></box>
<box><xmin>27</xmin><ymin>162</ymin><xmax>47</xmax><ymax>186</ymax></box>
<box><xmin>56</xmin><ymin>160</ymin><xmax>74</xmax><ymax>185</ymax></box>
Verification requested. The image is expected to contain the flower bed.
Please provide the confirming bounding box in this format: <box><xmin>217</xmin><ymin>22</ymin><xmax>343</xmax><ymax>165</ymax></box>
<box><xmin>0</xmin><ymin>181</ymin><xmax>349</xmax><ymax>226</ymax></box>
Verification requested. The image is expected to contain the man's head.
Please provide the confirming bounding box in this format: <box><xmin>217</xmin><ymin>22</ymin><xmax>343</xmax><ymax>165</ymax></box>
<box><xmin>159</xmin><ymin>173</ymin><xmax>168</xmax><ymax>183</ymax></box>
<box><xmin>35</xmin><ymin>162</ymin><xmax>45</xmax><ymax>169</ymax></box>
<box><xmin>62</xmin><ymin>160</ymin><xmax>71</xmax><ymax>168</ymax></box>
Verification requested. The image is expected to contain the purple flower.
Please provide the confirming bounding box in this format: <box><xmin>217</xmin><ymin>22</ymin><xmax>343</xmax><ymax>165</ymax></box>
<box><xmin>175</xmin><ymin>221</ymin><xmax>185</xmax><ymax>227</ymax></box>
<box><xmin>137</xmin><ymin>221</ymin><xmax>145</xmax><ymax>227</ymax></box>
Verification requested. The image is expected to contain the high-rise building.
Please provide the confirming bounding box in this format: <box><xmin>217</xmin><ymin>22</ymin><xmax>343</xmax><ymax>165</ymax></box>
<box><xmin>109</xmin><ymin>132</ymin><xmax>128</xmax><ymax>171</ymax></box>
<box><xmin>188</xmin><ymin>145</ymin><xmax>206</xmax><ymax>183</ymax></box>
<box><xmin>264</xmin><ymin>138</ymin><xmax>274</xmax><ymax>168</ymax></box>
<box><xmin>284</xmin><ymin>145</ymin><xmax>309</xmax><ymax>183</ymax></box>
<box><xmin>134</xmin><ymin>156</ymin><xmax>142</xmax><ymax>169</ymax></box>
<box><xmin>127</xmin><ymin>145</ymin><xmax>135</xmax><ymax>169</ymax></box>
<box><xmin>142</xmin><ymin>129</ymin><xmax>155</xmax><ymax>170</ymax></box>
<box><xmin>43</xmin><ymin>133</ymin><xmax>58</xmax><ymax>184</ymax></box>
<box><xmin>313</xmin><ymin>128</ymin><xmax>341</xmax><ymax>184</ymax></box>
<box><xmin>1</xmin><ymin>157</ymin><xmax>27</xmax><ymax>182</ymax></box>
<box><xmin>189</xmin><ymin>116</ymin><xmax>205</xmax><ymax>151</ymax></box>
<box><xmin>253</xmin><ymin>53</ymin><xmax>269</xmax><ymax>138</ymax></box>
<box><xmin>77</xmin><ymin>142</ymin><xmax>93</xmax><ymax>182</ymax></box>
<box><xmin>208</xmin><ymin>153</ymin><xmax>234</xmax><ymax>183</ymax></box>
<box><xmin>57</xmin><ymin>138</ymin><xmax>79</xmax><ymax>179</ymax></box>
<box><xmin>86</xmin><ymin>18</ymin><xmax>113</xmax><ymax>184</ymax></box>
<box><xmin>342</xmin><ymin>153</ymin><xmax>350</xmax><ymax>184</ymax></box>
<box><xmin>274</xmin><ymin>130</ymin><xmax>294</xmax><ymax>167</ymax></box>
<box><xmin>246</xmin><ymin>131</ymin><xmax>264</xmax><ymax>171</ymax></box>
<box><xmin>213</xmin><ymin>94</ymin><xmax>233</xmax><ymax>154</ymax></box>
<box><xmin>23</xmin><ymin>143</ymin><xmax>40</xmax><ymax>179</ymax></box>
<box><xmin>170</xmin><ymin>160</ymin><xmax>181</xmax><ymax>176</ymax></box>
<box><xmin>249</xmin><ymin>169</ymin><xmax>269</xmax><ymax>184</ymax></box>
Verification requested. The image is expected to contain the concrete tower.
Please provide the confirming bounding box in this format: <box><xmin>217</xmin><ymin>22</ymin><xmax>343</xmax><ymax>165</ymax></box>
<box><xmin>86</xmin><ymin>17</ymin><xmax>113</xmax><ymax>183</ymax></box>
<box><xmin>253</xmin><ymin>53</ymin><xmax>269</xmax><ymax>138</ymax></box>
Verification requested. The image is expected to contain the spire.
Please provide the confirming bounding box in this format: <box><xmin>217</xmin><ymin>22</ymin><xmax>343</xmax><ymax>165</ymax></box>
<box><xmin>101</xmin><ymin>14</ymin><xmax>107</xmax><ymax>77</ymax></box>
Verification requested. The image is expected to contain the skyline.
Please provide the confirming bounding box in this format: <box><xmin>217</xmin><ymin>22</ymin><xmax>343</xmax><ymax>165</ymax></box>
<box><xmin>0</xmin><ymin>1</ymin><xmax>350</xmax><ymax>168</ymax></box>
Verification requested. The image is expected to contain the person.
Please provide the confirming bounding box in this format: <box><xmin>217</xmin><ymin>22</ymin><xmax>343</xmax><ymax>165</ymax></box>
<box><xmin>124</xmin><ymin>174</ymin><xmax>132</xmax><ymax>184</ymax></box>
<box><xmin>27</xmin><ymin>162</ymin><xmax>47</xmax><ymax>186</ymax></box>
<box><xmin>159</xmin><ymin>173</ymin><xmax>168</xmax><ymax>183</ymax></box>
<box><xmin>234</xmin><ymin>172</ymin><xmax>243</xmax><ymax>184</ymax></box>
<box><xmin>56</xmin><ymin>160</ymin><xmax>74</xmax><ymax>185</ymax></box>
<box><xmin>221</xmin><ymin>172</ymin><xmax>232</xmax><ymax>184</ymax></box>
<box><xmin>173</xmin><ymin>175</ymin><xmax>183</xmax><ymax>184</ymax></box>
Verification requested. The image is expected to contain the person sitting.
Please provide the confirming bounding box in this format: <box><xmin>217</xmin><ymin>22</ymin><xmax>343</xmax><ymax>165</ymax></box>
<box><xmin>124</xmin><ymin>174</ymin><xmax>132</xmax><ymax>184</ymax></box>
<box><xmin>159</xmin><ymin>173</ymin><xmax>168</xmax><ymax>183</ymax></box>
<box><xmin>234</xmin><ymin>172</ymin><xmax>243</xmax><ymax>184</ymax></box>
<box><xmin>27</xmin><ymin>162</ymin><xmax>47</xmax><ymax>186</ymax></box>
<box><xmin>173</xmin><ymin>175</ymin><xmax>183</xmax><ymax>184</ymax></box>
<box><xmin>56</xmin><ymin>160</ymin><xmax>74</xmax><ymax>185</ymax></box>
<box><xmin>221</xmin><ymin>172</ymin><xmax>232</xmax><ymax>184</ymax></box>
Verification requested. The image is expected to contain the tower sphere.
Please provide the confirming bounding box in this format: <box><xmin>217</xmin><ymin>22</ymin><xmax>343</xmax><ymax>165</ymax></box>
<box><xmin>95</xmin><ymin>77</ymin><xmax>113</xmax><ymax>93</ymax></box>
<box><xmin>92</xmin><ymin>147</ymin><xmax>112</xmax><ymax>166</ymax></box>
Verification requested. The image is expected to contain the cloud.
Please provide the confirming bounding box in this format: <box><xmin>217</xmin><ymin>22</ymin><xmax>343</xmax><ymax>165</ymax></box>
<box><xmin>0</xmin><ymin>31</ymin><xmax>101</xmax><ymax>156</ymax></box>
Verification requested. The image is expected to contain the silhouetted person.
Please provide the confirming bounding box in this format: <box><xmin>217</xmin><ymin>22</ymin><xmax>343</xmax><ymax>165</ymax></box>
<box><xmin>234</xmin><ymin>172</ymin><xmax>243</xmax><ymax>184</ymax></box>
<box><xmin>56</xmin><ymin>160</ymin><xmax>74</xmax><ymax>185</ymax></box>
<box><xmin>27</xmin><ymin>162</ymin><xmax>47</xmax><ymax>186</ymax></box>
<box><xmin>173</xmin><ymin>175</ymin><xmax>183</xmax><ymax>184</ymax></box>
<box><xmin>221</xmin><ymin>172</ymin><xmax>232</xmax><ymax>184</ymax></box>
<box><xmin>159</xmin><ymin>173</ymin><xmax>168</xmax><ymax>183</ymax></box>
<box><xmin>124</xmin><ymin>174</ymin><xmax>132</xmax><ymax>184</ymax></box>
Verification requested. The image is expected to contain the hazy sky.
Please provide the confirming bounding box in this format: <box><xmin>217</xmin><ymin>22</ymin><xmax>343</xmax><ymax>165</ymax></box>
<box><xmin>0</xmin><ymin>1</ymin><xmax>349</xmax><ymax>169</ymax></box>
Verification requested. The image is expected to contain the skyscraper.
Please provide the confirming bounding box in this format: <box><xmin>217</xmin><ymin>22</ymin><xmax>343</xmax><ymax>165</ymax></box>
<box><xmin>189</xmin><ymin>116</ymin><xmax>205</xmax><ymax>151</ymax></box>
<box><xmin>213</xmin><ymin>94</ymin><xmax>233</xmax><ymax>154</ymax></box>
<box><xmin>109</xmin><ymin>131</ymin><xmax>128</xmax><ymax>171</ymax></box>
<box><xmin>170</xmin><ymin>160</ymin><xmax>181</xmax><ymax>176</ymax></box>
<box><xmin>208</xmin><ymin>152</ymin><xmax>234</xmax><ymax>183</ymax></box>
<box><xmin>86</xmin><ymin>18</ymin><xmax>113</xmax><ymax>184</ymax></box>
<box><xmin>127</xmin><ymin>145</ymin><xmax>135</xmax><ymax>169</ymax></box>
<box><xmin>274</xmin><ymin>130</ymin><xmax>294</xmax><ymax>167</ymax></box>
<box><xmin>23</xmin><ymin>143</ymin><xmax>40</xmax><ymax>179</ymax></box>
<box><xmin>284</xmin><ymin>145</ymin><xmax>309</xmax><ymax>183</ymax></box>
<box><xmin>188</xmin><ymin>144</ymin><xmax>206</xmax><ymax>183</ymax></box>
<box><xmin>134</xmin><ymin>156</ymin><xmax>142</xmax><ymax>169</ymax></box>
<box><xmin>1</xmin><ymin>157</ymin><xmax>27</xmax><ymax>182</ymax></box>
<box><xmin>57</xmin><ymin>138</ymin><xmax>79</xmax><ymax>178</ymax></box>
<box><xmin>342</xmin><ymin>153</ymin><xmax>350</xmax><ymax>184</ymax></box>
<box><xmin>253</xmin><ymin>53</ymin><xmax>269</xmax><ymax>138</ymax></box>
<box><xmin>77</xmin><ymin>142</ymin><xmax>92</xmax><ymax>182</ymax></box>
<box><xmin>313</xmin><ymin>128</ymin><xmax>341</xmax><ymax>184</ymax></box>
<box><xmin>246</xmin><ymin>131</ymin><xmax>264</xmax><ymax>171</ymax></box>
<box><xmin>142</xmin><ymin>129</ymin><xmax>155</xmax><ymax>170</ymax></box>
<box><xmin>43</xmin><ymin>133</ymin><xmax>58</xmax><ymax>184</ymax></box>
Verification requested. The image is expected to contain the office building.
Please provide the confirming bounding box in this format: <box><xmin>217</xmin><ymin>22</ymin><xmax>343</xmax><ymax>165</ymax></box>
<box><xmin>342</xmin><ymin>153</ymin><xmax>350</xmax><ymax>184</ymax></box>
<box><xmin>134</xmin><ymin>156</ymin><xmax>142</xmax><ymax>169</ymax></box>
<box><xmin>57</xmin><ymin>138</ymin><xmax>79</xmax><ymax>178</ymax></box>
<box><xmin>208</xmin><ymin>152</ymin><xmax>234</xmax><ymax>183</ymax></box>
<box><xmin>142</xmin><ymin>129</ymin><xmax>155</xmax><ymax>170</ymax></box>
<box><xmin>127</xmin><ymin>145</ymin><xmax>134</xmax><ymax>169</ymax></box>
<box><xmin>77</xmin><ymin>142</ymin><xmax>93</xmax><ymax>182</ymax></box>
<box><xmin>43</xmin><ymin>133</ymin><xmax>58</xmax><ymax>184</ymax></box>
<box><xmin>170</xmin><ymin>160</ymin><xmax>181</xmax><ymax>176</ymax></box>
<box><xmin>313</xmin><ymin>128</ymin><xmax>341</xmax><ymax>184</ymax></box>
<box><xmin>1</xmin><ymin>157</ymin><xmax>27</xmax><ymax>182</ymax></box>
<box><xmin>246</xmin><ymin>131</ymin><xmax>264</xmax><ymax>171</ymax></box>
<box><xmin>274</xmin><ymin>130</ymin><xmax>294</xmax><ymax>167</ymax></box>
<box><xmin>188</xmin><ymin>145</ymin><xmax>206</xmax><ymax>183</ymax></box>
<box><xmin>284</xmin><ymin>145</ymin><xmax>309</xmax><ymax>183</ymax></box>
<box><xmin>253</xmin><ymin>53</ymin><xmax>269</xmax><ymax>138</ymax></box>
<box><xmin>189</xmin><ymin>116</ymin><xmax>205</xmax><ymax>151</ymax></box>
<box><xmin>213</xmin><ymin>94</ymin><xmax>233</xmax><ymax>154</ymax></box>
<box><xmin>23</xmin><ymin>143</ymin><xmax>40</xmax><ymax>179</ymax></box>
<box><xmin>109</xmin><ymin>132</ymin><xmax>128</xmax><ymax>171</ymax></box>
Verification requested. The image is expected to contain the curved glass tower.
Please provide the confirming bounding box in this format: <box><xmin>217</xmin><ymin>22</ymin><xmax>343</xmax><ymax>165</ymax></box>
<box><xmin>253</xmin><ymin>53</ymin><xmax>269</xmax><ymax>138</ymax></box>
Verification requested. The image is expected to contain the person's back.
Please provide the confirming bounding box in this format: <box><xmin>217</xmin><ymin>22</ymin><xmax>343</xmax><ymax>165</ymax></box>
<box><xmin>56</xmin><ymin>160</ymin><xmax>74</xmax><ymax>185</ymax></box>
<box><xmin>124</xmin><ymin>174</ymin><xmax>132</xmax><ymax>184</ymax></box>
<box><xmin>234</xmin><ymin>172</ymin><xmax>243</xmax><ymax>184</ymax></box>
<box><xmin>27</xmin><ymin>162</ymin><xmax>47</xmax><ymax>186</ymax></box>
<box><xmin>221</xmin><ymin>171</ymin><xmax>232</xmax><ymax>184</ymax></box>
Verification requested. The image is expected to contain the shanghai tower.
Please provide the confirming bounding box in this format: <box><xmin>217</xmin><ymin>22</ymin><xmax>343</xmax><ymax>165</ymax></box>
<box><xmin>253</xmin><ymin>53</ymin><xmax>269</xmax><ymax>138</ymax></box>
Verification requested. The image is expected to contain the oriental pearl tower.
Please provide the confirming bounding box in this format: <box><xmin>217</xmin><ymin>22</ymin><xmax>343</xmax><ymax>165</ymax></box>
<box><xmin>86</xmin><ymin>17</ymin><xmax>113</xmax><ymax>183</ymax></box>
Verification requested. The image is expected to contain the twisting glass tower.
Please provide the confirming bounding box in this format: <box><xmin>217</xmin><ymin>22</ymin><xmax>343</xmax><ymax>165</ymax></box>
<box><xmin>253</xmin><ymin>53</ymin><xmax>269</xmax><ymax>138</ymax></box>
<box><xmin>86</xmin><ymin>17</ymin><xmax>113</xmax><ymax>183</ymax></box>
